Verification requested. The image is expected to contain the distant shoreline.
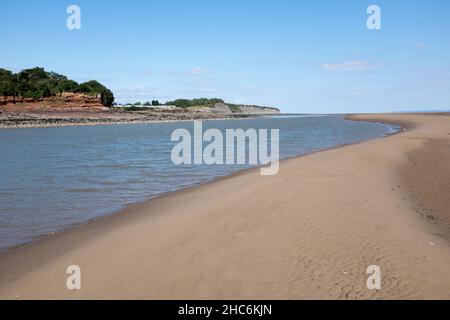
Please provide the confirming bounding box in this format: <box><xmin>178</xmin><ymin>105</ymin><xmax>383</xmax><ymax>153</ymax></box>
<box><xmin>0</xmin><ymin>110</ymin><xmax>261</xmax><ymax>129</ymax></box>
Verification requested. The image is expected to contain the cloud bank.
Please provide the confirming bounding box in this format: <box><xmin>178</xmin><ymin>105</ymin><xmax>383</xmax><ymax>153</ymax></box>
<box><xmin>321</xmin><ymin>60</ymin><xmax>378</xmax><ymax>72</ymax></box>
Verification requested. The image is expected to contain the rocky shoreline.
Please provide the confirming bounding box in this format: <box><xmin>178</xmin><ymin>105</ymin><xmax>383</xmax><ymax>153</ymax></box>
<box><xmin>0</xmin><ymin>109</ymin><xmax>257</xmax><ymax>129</ymax></box>
<box><xmin>0</xmin><ymin>90</ymin><xmax>280</xmax><ymax>129</ymax></box>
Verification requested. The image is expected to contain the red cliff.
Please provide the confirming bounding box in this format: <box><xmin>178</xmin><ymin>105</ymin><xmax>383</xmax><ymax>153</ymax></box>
<box><xmin>0</xmin><ymin>92</ymin><xmax>109</xmax><ymax>112</ymax></box>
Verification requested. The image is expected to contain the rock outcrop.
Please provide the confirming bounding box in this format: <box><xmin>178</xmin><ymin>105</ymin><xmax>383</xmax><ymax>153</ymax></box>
<box><xmin>236</xmin><ymin>105</ymin><xmax>280</xmax><ymax>114</ymax></box>
<box><xmin>0</xmin><ymin>92</ymin><xmax>109</xmax><ymax>112</ymax></box>
<box><xmin>210</xmin><ymin>103</ymin><xmax>279</xmax><ymax>114</ymax></box>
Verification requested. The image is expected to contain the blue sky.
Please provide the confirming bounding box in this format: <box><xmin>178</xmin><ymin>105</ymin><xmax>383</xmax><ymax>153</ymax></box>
<box><xmin>1</xmin><ymin>0</ymin><xmax>449</xmax><ymax>113</ymax></box>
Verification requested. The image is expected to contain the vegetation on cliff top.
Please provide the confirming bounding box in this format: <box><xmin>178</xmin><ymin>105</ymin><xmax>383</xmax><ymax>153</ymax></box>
<box><xmin>0</xmin><ymin>67</ymin><xmax>114</xmax><ymax>106</ymax></box>
<box><xmin>115</xmin><ymin>98</ymin><xmax>279</xmax><ymax>114</ymax></box>
<box><xmin>165</xmin><ymin>98</ymin><xmax>225</xmax><ymax>108</ymax></box>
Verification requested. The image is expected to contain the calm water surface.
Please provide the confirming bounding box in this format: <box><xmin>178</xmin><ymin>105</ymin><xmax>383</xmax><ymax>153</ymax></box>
<box><xmin>0</xmin><ymin>115</ymin><xmax>399</xmax><ymax>253</ymax></box>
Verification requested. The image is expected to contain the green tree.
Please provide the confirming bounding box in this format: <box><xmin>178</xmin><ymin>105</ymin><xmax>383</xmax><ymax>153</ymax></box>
<box><xmin>0</xmin><ymin>69</ymin><xmax>17</xmax><ymax>96</ymax></box>
<box><xmin>58</xmin><ymin>79</ymin><xmax>79</xmax><ymax>93</ymax></box>
<box><xmin>101</xmin><ymin>89</ymin><xmax>114</xmax><ymax>107</ymax></box>
<box><xmin>76</xmin><ymin>80</ymin><xmax>115</xmax><ymax>106</ymax></box>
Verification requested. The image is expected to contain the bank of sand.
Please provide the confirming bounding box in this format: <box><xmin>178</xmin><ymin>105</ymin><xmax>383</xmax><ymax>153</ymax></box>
<box><xmin>0</xmin><ymin>114</ymin><xmax>450</xmax><ymax>300</ymax></box>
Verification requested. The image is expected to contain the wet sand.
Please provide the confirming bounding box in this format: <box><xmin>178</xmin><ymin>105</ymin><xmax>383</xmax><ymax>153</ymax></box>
<box><xmin>1</xmin><ymin>113</ymin><xmax>450</xmax><ymax>300</ymax></box>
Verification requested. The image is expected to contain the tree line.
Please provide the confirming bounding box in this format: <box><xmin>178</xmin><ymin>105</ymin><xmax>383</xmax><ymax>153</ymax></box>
<box><xmin>120</xmin><ymin>98</ymin><xmax>225</xmax><ymax>109</ymax></box>
<box><xmin>0</xmin><ymin>67</ymin><xmax>114</xmax><ymax>106</ymax></box>
<box><xmin>165</xmin><ymin>98</ymin><xmax>224</xmax><ymax>108</ymax></box>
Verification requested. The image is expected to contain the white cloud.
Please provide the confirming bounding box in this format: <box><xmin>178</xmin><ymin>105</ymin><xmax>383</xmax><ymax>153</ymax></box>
<box><xmin>414</xmin><ymin>42</ymin><xmax>425</xmax><ymax>49</ymax></box>
<box><xmin>321</xmin><ymin>60</ymin><xmax>378</xmax><ymax>72</ymax></box>
<box><xmin>187</xmin><ymin>67</ymin><xmax>211</xmax><ymax>75</ymax></box>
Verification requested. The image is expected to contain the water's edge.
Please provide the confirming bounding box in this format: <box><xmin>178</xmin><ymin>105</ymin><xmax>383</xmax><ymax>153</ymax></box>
<box><xmin>0</xmin><ymin>116</ymin><xmax>402</xmax><ymax>257</ymax></box>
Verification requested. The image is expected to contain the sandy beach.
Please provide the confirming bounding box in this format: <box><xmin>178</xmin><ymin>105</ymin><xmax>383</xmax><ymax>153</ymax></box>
<box><xmin>1</xmin><ymin>113</ymin><xmax>450</xmax><ymax>300</ymax></box>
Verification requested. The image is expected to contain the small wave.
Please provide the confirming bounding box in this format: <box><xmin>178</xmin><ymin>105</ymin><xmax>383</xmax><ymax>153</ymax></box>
<box><xmin>98</xmin><ymin>181</ymin><xmax>120</xmax><ymax>186</ymax></box>
<box><xmin>63</xmin><ymin>188</ymin><xmax>101</xmax><ymax>193</ymax></box>
<box><xmin>383</xmin><ymin>124</ymin><xmax>401</xmax><ymax>135</ymax></box>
